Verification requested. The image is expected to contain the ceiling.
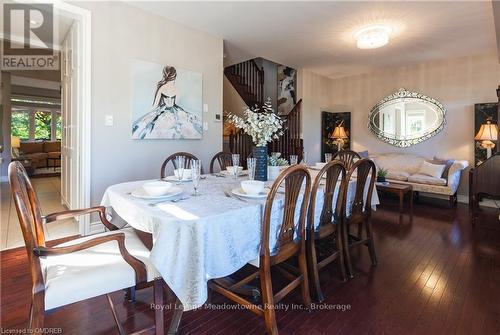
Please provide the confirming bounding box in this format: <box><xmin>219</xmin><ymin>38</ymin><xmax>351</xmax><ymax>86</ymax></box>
<box><xmin>129</xmin><ymin>1</ymin><xmax>498</xmax><ymax>79</ymax></box>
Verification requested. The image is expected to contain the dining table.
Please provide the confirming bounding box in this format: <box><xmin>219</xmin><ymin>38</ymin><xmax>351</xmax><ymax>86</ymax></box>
<box><xmin>100</xmin><ymin>168</ymin><xmax>379</xmax><ymax>320</ymax></box>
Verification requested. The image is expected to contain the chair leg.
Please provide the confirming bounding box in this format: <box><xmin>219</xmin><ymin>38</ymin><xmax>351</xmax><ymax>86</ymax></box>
<box><xmin>107</xmin><ymin>293</ymin><xmax>125</xmax><ymax>335</ymax></box>
<box><xmin>28</xmin><ymin>297</ymin><xmax>44</xmax><ymax>334</ymax></box>
<box><xmin>342</xmin><ymin>222</ymin><xmax>354</xmax><ymax>278</ymax></box>
<box><xmin>154</xmin><ymin>279</ymin><xmax>165</xmax><ymax>335</ymax></box>
<box><xmin>336</xmin><ymin>225</ymin><xmax>347</xmax><ymax>282</ymax></box>
<box><xmin>365</xmin><ymin>218</ymin><xmax>378</xmax><ymax>266</ymax></box>
<box><xmin>306</xmin><ymin>237</ymin><xmax>324</xmax><ymax>303</ymax></box>
<box><xmin>298</xmin><ymin>247</ymin><xmax>312</xmax><ymax>309</ymax></box>
<box><xmin>260</xmin><ymin>266</ymin><xmax>278</xmax><ymax>335</ymax></box>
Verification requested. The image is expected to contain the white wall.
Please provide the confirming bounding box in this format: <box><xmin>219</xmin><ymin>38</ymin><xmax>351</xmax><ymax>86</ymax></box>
<box><xmin>75</xmin><ymin>1</ymin><xmax>224</xmax><ymax>206</ymax></box>
<box><xmin>300</xmin><ymin>53</ymin><xmax>500</xmax><ymax>195</ymax></box>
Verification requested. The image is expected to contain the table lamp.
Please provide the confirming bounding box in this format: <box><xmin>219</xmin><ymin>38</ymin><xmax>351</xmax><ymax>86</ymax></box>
<box><xmin>11</xmin><ymin>136</ymin><xmax>21</xmax><ymax>157</ymax></box>
<box><xmin>474</xmin><ymin>118</ymin><xmax>498</xmax><ymax>159</ymax></box>
<box><xmin>330</xmin><ymin>121</ymin><xmax>348</xmax><ymax>152</ymax></box>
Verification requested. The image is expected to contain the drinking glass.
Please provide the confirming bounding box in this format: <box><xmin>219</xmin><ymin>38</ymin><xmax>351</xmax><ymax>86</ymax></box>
<box><xmin>247</xmin><ymin>158</ymin><xmax>257</xmax><ymax>180</ymax></box>
<box><xmin>174</xmin><ymin>156</ymin><xmax>185</xmax><ymax>184</ymax></box>
<box><xmin>301</xmin><ymin>151</ymin><xmax>308</xmax><ymax>166</ymax></box>
<box><xmin>231</xmin><ymin>154</ymin><xmax>240</xmax><ymax>179</ymax></box>
<box><xmin>325</xmin><ymin>153</ymin><xmax>332</xmax><ymax>163</ymax></box>
<box><xmin>191</xmin><ymin>159</ymin><xmax>201</xmax><ymax>196</ymax></box>
<box><xmin>289</xmin><ymin>155</ymin><xmax>298</xmax><ymax>165</ymax></box>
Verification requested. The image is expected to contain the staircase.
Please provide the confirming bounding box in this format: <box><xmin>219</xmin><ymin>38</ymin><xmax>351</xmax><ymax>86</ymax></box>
<box><xmin>224</xmin><ymin>59</ymin><xmax>264</xmax><ymax>107</ymax></box>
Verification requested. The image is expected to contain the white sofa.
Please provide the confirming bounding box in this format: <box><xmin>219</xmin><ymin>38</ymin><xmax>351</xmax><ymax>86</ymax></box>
<box><xmin>370</xmin><ymin>153</ymin><xmax>469</xmax><ymax>206</ymax></box>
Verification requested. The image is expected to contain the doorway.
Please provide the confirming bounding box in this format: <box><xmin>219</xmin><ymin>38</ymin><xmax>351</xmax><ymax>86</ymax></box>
<box><xmin>0</xmin><ymin>2</ymin><xmax>91</xmax><ymax>249</ymax></box>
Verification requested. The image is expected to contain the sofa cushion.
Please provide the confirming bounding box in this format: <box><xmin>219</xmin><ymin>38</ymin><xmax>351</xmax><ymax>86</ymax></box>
<box><xmin>43</xmin><ymin>141</ymin><xmax>61</xmax><ymax>153</ymax></box>
<box><xmin>408</xmin><ymin>174</ymin><xmax>447</xmax><ymax>186</ymax></box>
<box><xmin>372</xmin><ymin>153</ymin><xmax>426</xmax><ymax>174</ymax></box>
<box><xmin>20</xmin><ymin>142</ymin><xmax>44</xmax><ymax>154</ymax></box>
<box><xmin>430</xmin><ymin>157</ymin><xmax>455</xmax><ymax>179</ymax></box>
<box><xmin>417</xmin><ymin>161</ymin><xmax>446</xmax><ymax>178</ymax></box>
<box><xmin>386</xmin><ymin>170</ymin><xmax>409</xmax><ymax>181</ymax></box>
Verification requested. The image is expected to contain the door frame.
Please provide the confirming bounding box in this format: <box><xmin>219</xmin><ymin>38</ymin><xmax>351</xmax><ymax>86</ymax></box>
<box><xmin>53</xmin><ymin>1</ymin><xmax>92</xmax><ymax>235</ymax></box>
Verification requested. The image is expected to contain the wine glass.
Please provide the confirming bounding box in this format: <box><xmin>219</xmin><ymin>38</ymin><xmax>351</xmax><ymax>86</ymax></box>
<box><xmin>325</xmin><ymin>153</ymin><xmax>332</xmax><ymax>163</ymax></box>
<box><xmin>174</xmin><ymin>156</ymin><xmax>185</xmax><ymax>185</ymax></box>
<box><xmin>247</xmin><ymin>158</ymin><xmax>257</xmax><ymax>180</ymax></box>
<box><xmin>191</xmin><ymin>159</ymin><xmax>201</xmax><ymax>196</ymax></box>
<box><xmin>301</xmin><ymin>151</ymin><xmax>308</xmax><ymax>166</ymax></box>
<box><xmin>289</xmin><ymin>155</ymin><xmax>298</xmax><ymax>165</ymax></box>
<box><xmin>231</xmin><ymin>154</ymin><xmax>240</xmax><ymax>179</ymax></box>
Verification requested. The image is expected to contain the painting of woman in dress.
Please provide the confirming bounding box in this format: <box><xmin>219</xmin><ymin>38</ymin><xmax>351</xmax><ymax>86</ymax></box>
<box><xmin>277</xmin><ymin>65</ymin><xmax>297</xmax><ymax>115</ymax></box>
<box><xmin>132</xmin><ymin>60</ymin><xmax>203</xmax><ymax>139</ymax></box>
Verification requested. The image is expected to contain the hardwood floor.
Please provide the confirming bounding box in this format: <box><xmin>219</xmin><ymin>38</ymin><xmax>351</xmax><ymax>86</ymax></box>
<box><xmin>1</xmin><ymin>200</ymin><xmax>499</xmax><ymax>334</ymax></box>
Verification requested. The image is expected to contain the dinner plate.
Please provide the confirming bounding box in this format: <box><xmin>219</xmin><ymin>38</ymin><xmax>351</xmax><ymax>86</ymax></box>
<box><xmin>131</xmin><ymin>186</ymin><xmax>183</xmax><ymax>200</ymax></box>
<box><xmin>164</xmin><ymin>176</ymin><xmax>193</xmax><ymax>182</ymax></box>
<box><xmin>231</xmin><ymin>187</ymin><xmax>269</xmax><ymax>199</ymax></box>
<box><xmin>219</xmin><ymin>170</ymin><xmax>248</xmax><ymax>177</ymax></box>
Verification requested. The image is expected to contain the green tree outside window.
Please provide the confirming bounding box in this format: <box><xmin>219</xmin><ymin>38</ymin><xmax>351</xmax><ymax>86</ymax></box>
<box><xmin>35</xmin><ymin>111</ymin><xmax>52</xmax><ymax>140</ymax></box>
<box><xmin>11</xmin><ymin>112</ymin><xmax>30</xmax><ymax>140</ymax></box>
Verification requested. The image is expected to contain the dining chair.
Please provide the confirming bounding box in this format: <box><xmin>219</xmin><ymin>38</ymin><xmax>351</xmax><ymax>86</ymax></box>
<box><xmin>307</xmin><ymin>160</ymin><xmax>348</xmax><ymax>302</ymax></box>
<box><xmin>333</xmin><ymin>150</ymin><xmax>361</xmax><ymax>171</ymax></box>
<box><xmin>209</xmin><ymin>151</ymin><xmax>233</xmax><ymax>173</ymax></box>
<box><xmin>8</xmin><ymin>161</ymin><xmax>165</xmax><ymax>335</ymax></box>
<box><xmin>160</xmin><ymin>151</ymin><xmax>202</xmax><ymax>179</ymax></box>
<box><xmin>209</xmin><ymin>165</ymin><xmax>312</xmax><ymax>335</ymax></box>
<box><xmin>342</xmin><ymin>158</ymin><xmax>377</xmax><ymax>278</ymax></box>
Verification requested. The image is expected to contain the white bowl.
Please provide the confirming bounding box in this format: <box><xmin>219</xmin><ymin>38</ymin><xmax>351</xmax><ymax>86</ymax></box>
<box><xmin>142</xmin><ymin>181</ymin><xmax>173</xmax><ymax>196</ymax></box>
<box><xmin>226</xmin><ymin>166</ymin><xmax>243</xmax><ymax>175</ymax></box>
<box><xmin>174</xmin><ymin>168</ymin><xmax>192</xmax><ymax>180</ymax></box>
<box><xmin>241</xmin><ymin>180</ymin><xmax>265</xmax><ymax>195</ymax></box>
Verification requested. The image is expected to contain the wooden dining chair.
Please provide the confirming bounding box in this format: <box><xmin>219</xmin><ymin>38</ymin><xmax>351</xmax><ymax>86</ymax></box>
<box><xmin>342</xmin><ymin>158</ymin><xmax>377</xmax><ymax>278</ymax></box>
<box><xmin>209</xmin><ymin>151</ymin><xmax>233</xmax><ymax>173</ymax></box>
<box><xmin>160</xmin><ymin>151</ymin><xmax>202</xmax><ymax>178</ymax></box>
<box><xmin>209</xmin><ymin>165</ymin><xmax>312</xmax><ymax>335</ymax></box>
<box><xmin>333</xmin><ymin>150</ymin><xmax>361</xmax><ymax>171</ymax></box>
<box><xmin>307</xmin><ymin>160</ymin><xmax>348</xmax><ymax>302</ymax></box>
<box><xmin>8</xmin><ymin>161</ymin><xmax>165</xmax><ymax>335</ymax></box>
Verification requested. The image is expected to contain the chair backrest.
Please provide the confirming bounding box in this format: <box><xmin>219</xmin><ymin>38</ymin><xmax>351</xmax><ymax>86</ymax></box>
<box><xmin>160</xmin><ymin>152</ymin><xmax>202</xmax><ymax>178</ymax></box>
<box><xmin>333</xmin><ymin>150</ymin><xmax>361</xmax><ymax>172</ymax></box>
<box><xmin>346</xmin><ymin>158</ymin><xmax>376</xmax><ymax>217</ymax></box>
<box><xmin>8</xmin><ymin>162</ymin><xmax>45</xmax><ymax>293</ymax></box>
<box><xmin>209</xmin><ymin>151</ymin><xmax>232</xmax><ymax>174</ymax></box>
<box><xmin>261</xmin><ymin>165</ymin><xmax>311</xmax><ymax>261</ymax></box>
<box><xmin>308</xmin><ymin>160</ymin><xmax>347</xmax><ymax>237</ymax></box>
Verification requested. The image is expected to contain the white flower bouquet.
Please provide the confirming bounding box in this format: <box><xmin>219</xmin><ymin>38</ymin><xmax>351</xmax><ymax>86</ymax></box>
<box><xmin>228</xmin><ymin>99</ymin><xmax>284</xmax><ymax>147</ymax></box>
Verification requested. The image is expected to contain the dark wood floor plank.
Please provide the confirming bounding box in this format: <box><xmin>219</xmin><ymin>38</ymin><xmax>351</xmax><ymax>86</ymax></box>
<box><xmin>1</xmin><ymin>202</ymin><xmax>499</xmax><ymax>334</ymax></box>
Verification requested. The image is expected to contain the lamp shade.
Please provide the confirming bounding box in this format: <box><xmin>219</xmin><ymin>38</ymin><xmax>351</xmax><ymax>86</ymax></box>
<box><xmin>474</xmin><ymin>120</ymin><xmax>498</xmax><ymax>141</ymax></box>
<box><xmin>331</xmin><ymin>126</ymin><xmax>348</xmax><ymax>139</ymax></box>
<box><xmin>11</xmin><ymin>136</ymin><xmax>21</xmax><ymax>148</ymax></box>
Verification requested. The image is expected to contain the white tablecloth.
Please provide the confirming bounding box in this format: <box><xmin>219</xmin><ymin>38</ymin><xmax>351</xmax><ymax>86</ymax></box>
<box><xmin>101</xmin><ymin>172</ymin><xmax>379</xmax><ymax>310</ymax></box>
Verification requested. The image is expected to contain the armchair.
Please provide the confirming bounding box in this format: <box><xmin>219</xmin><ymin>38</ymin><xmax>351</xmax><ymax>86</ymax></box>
<box><xmin>8</xmin><ymin>161</ymin><xmax>165</xmax><ymax>334</ymax></box>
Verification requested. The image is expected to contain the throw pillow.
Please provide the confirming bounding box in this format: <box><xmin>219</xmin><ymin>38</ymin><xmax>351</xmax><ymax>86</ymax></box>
<box><xmin>431</xmin><ymin>156</ymin><xmax>455</xmax><ymax>179</ymax></box>
<box><xmin>418</xmin><ymin>161</ymin><xmax>446</xmax><ymax>179</ymax></box>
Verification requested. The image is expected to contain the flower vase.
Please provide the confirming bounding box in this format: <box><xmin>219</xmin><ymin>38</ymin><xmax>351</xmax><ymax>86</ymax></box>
<box><xmin>253</xmin><ymin>146</ymin><xmax>268</xmax><ymax>181</ymax></box>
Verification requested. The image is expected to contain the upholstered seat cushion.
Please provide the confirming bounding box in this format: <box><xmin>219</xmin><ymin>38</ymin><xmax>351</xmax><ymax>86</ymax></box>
<box><xmin>386</xmin><ymin>170</ymin><xmax>409</xmax><ymax>181</ymax></box>
<box><xmin>41</xmin><ymin>227</ymin><xmax>159</xmax><ymax>310</ymax></box>
<box><xmin>408</xmin><ymin>174</ymin><xmax>447</xmax><ymax>186</ymax></box>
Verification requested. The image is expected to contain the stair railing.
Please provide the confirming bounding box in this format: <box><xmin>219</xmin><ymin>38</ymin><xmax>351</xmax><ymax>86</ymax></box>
<box><xmin>224</xmin><ymin>59</ymin><xmax>264</xmax><ymax>107</ymax></box>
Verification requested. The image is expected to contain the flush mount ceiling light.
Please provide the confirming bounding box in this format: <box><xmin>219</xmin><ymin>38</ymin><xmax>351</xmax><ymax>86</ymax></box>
<box><xmin>354</xmin><ymin>25</ymin><xmax>393</xmax><ymax>49</ymax></box>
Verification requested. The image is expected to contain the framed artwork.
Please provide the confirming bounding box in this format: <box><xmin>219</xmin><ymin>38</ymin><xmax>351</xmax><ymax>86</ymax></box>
<box><xmin>474</xmin><ymin>102</ymin><xmax>498</xmax><ymax>166</ymax></box>
<box><xmin>277</xmin><ymin>65</ymin><xmax>297</xmax><ymax>115</ymax></box>
<box><xmin>131</xmin><ymin>59</ymin><xmax>203</xmax><ymax>140</ymax></box>
<box><xmin>321</xmin><ymin>111</ymin><xmax>351</xmax><ymax>160</ymax></box>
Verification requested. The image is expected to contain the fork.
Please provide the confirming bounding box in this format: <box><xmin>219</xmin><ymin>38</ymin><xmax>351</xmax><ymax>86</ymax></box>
<box><xmin>148</xmin><ymin>197</ymin><xmax>189</xmax><ymax>206</ymax></box>
<box><xmin>224</xmin><ymin>190</ymin><xmax>247</xmax><ymax>202</ymax></box>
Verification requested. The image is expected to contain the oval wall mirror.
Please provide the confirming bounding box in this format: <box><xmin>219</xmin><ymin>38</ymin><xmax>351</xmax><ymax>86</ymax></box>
<box><xmin>368</xmin><ymin>88</ymin><xmax>446</xmax><ymax>147</ymax></box>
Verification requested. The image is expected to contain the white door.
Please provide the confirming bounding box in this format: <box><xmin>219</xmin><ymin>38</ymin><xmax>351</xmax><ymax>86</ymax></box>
<box><xmin>61</xmin><ymin>23</ymin><xmax>79</xmax><ymax>213</ymax></box>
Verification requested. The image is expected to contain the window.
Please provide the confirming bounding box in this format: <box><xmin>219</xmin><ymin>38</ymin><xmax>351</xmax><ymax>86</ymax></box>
<box><xmin>11</xmin><ymin>107</ymin><xmax>61</xmax><ymax>142</ymax></box>
<box><xmin>11</xmin><ymin>110</ymin><xmax>30</xmax><ymax>141</ymax></box>
<box><xmin>35</xmin><ymin>111</ymin><xmax>52</xmax><ymax>140</ymax></box>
